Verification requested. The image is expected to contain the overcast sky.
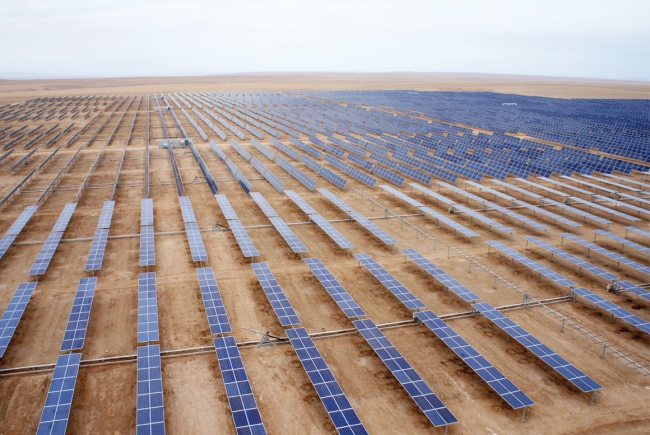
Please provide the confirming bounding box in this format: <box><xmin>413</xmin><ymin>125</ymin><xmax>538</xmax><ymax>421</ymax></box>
<box><xmin>1</xmin><ymin>0</ymin><xmax>648</xmax><ymax>81</ymax></box>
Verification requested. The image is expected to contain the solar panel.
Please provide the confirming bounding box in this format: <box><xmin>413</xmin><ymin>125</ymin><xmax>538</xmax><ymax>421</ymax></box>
<box><xmin>625</xmin><ymin>226</ymin><xmax>649</xmax><ymax>239</ymax></box>
<box><xmin>593</xmin><ymin>230</ymin><xmax>650</xmax><ymax>256</ymax></box>
<box><xmin>185</xmin><ymin>222</ymin><xmax>208</xmax><ymax>262</ymax></box>
<box><xmin>228</xmin><ymin>219</ymin><xmax>260</xmax><ymax>258</ymax></box>
<box><xmin>354</xmin><ymin>253</ymin><xmax>425</xmax><ymax>310</ymax></box>
<box><xmin>398</xmin><ymin>164</ymin><xmax>432</xmax><ymax>185</ymax></box>
<box><xmin>52</xmin><ymin>203</ymin><xmax>77</xmax><ymax>232</ymax></box>
<box><xmin>36</xmin><ymin>353</ymin><xmax>82</xmax><ymax>435</ymax></box>
<box><xmin>515</xmin><ymin>178</ymin><xmax>570</xmax><ymax>198</ymax></box>
<box><xmin>450</xmin><ymin>203</ymin><xmax>515</xmax><ymax>235</ymax></box>
<box><xmin>285</xmin><ymin>190</ymin><xmax>317</xmax><ymax>215</ymax></box>
<box><xmin>511</xmin><ymin>199</ymin><xmax>581</xmax><ymax>230</ymax></box>
<box><xmin>28</xmin><ymin>231</ymin><xmax>63</xmax><ymax>276</ymax></box>
<box><xmin>252</xmin><ymin>262</ymin><xmax>301</xmax><ymax>326</ymax></box>
<box><xmin>353</xmin><ymin>318</ymin><xmax>458</xmax><ymax>428</ymax></box>
<box><xmin>216</xmin><ymin>194</ymin><xmax>239</xmax><ymax>220</ymax></box>
<box><xmin>213</xmin><ymin>336</ymin><xmax>267</xmax><ymax>435</ymax></box>
<box><xmin>415</xmin><ymin>310</ymin><xmax>534</xmax><ymax>410</ymax></box>
<box><xmin>472</xmin><ymin>302</ymin><xmax>601</xmax><ymax>393</ymax></box>
<box><xmin>304</xmin><ymin>257</ymin><xmax>365</xmax><ymax>317</ymax></box>
<box><xmin>230</xmin><ymin>139</ymin><xmax>251</xmax><ymax>161</ymax></box>
<box><xmin>486</xmin><ymin>240</ymin><xmax>576</xmax><ymax>288</ymax></box>
<box><xmin>569</xmin><ymin>196</ymin><xmax>640</xmax><ymax>224</ymax></box>
<box><xmin>301</xmin><ymin>155</ymin><xmax>323</xmax><ymax>173</ymax></box>
<box><xmin>97</xmin><ymin>200</ymin><xmax>115</xmax><ymax>229</ymax></box>
<box><xmin>0</xmin><ymin>282</ymin><xmax>37</xmax><ymax>358</ymax></box>
<box><xmin>561</xmin><ymin>233</ymin><xmax>650</xmax><ymax>277</ymax></box>
<box><xmin>317</xmin><ymin>188</ymin><xmax>353</xmax><ymax>212</ymax></box>
<box><xmin>536</xmin><ymin>177</ymin><xmax>596</xmax><ymax>199</ymax></box>
<box><xmin>615</xmin><ymin>281</ymin><xmax>650</xmax><ymax>302</ymax></box>
<box><xmin>402</xmin><ymin>248</ymin><xmax>481</xmax><ymax>301</ymax></box>
<box><xmin>524</xmin><ymin>236</ymin><xmax>618</xmax><ymax>282</ymax></box>
<box><xmin>138</xmin><ymin>272</ymin><xmax>159</xmax><ymax>343</ymax></box>
<box><xmin>541</xmin><ymin>197</ymin><xmax>611</xmax><ymax>226</ymax></box>
<box><xmin>84</xmin><ymin>228</ymin><xmax>109</xmax><ymax>271</ymax></box>
<box><xmin>5</xmin><ymin>205</ymin><xmax>38</xmax><ymax>235</ymax></box>
<box><xmin>250</xmin><ymin>192</ymin><xmax>279</xmax><ymax>217</ymax></box>
<box><xmin>409</xmin><ymin>183</ymin><xmax>456</xmax><ymax>206</ymax></box>
<box><xmin>346</xmin><ymin>166</ymin><xmax>377</xmax><ymax>188</ymax></box>
<box><xmin>293</xmin><ymin>168</ymin><xmax>317</xmax><ymax>191</ymax></box>
<box><xmin>348</xmin><ymin>211</ymin><xmax>398</xmax><ymax>245</ymax></box>
<box><xmin>0</xmin><ymin>235</ymin><xmax>17</xmax><ymax>260</ymax></box>
<box><xmin>140</xmin><ymin>226</ymin><xmax>156</xmax><ymax>267</ymax></box>
<box><xmin>179</xmin><ymin>196</ymin><xmax>197</xmax><ymax>223</ymax></box>
<box><xmin>309</xmin><ymin>214</ymin><xmax>355</xmax><ymax>249</ymax></box>
<box><xmin>60</xmin><ymin>277</ymin><xmax>97</xmax><ymax>351</ymax></box>
<box><xmin>286</xmin><ymin>328</ymin><xmax>368</xmax><ymax>434</ymax></box>
<box><xmin>141</xmin><ymin>198</ymin><xmax>154</xmax><ymax>226</ymax></box>
<box><xmin>571</xmin><ymin>288</ymin><xmax>650</xmax><ymax>334</ymax></box>
<box><xmin>136</xmin><ymin>344</ymin><xmax>166</xmax><ymax>435</ymax></box>
<box><xmin>196</xmin><ymin>267</ymin><xmax>232</xmax><ymax>335</ymax></box>
<box><xmin>490</xmin><ymin>179</ymin><xmax>544</xmax><ymax>203</ymax></box>
<box><xmin>269</xmin><ymin>217</ymin><xmax>308</xmax><ymax>253</ymax></box>
<box><xmin>379</xmin><ymin>184</ymin><xmax>423</xmax><ymax>208</ymax></box>
<box><xmin>320</xmin><ymin>167</ymin><xmax>348</xmax><ymax>190</ymax></box>
<box><xmin>210</xmin><ymin>140</ymin><xmax>228</xmax><ymax>162</ymax></box>
<box><xmin>371</xmin><ymin>165</ymin><xmax>405</xmax><ymax>186</ymax></box>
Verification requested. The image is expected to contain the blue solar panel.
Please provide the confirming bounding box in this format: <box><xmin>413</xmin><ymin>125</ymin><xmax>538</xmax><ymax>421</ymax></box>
<box><xmin>5</xmin><ymin>205</ymin><xmax>38</xmax><ymax>235</ymax></box>
<box><xmin>84</xmin><ymin>228</ymin><xmax>109</xmax><ymax>271</ymax></box>
<box><xmin>97</xmin><ymin>200</ymin><xmax>115</xmax><ymax>229</ymax></box>
<box><xmin>213</xmin><ymin>336</ymin><xmax>267</xmax><ymax>435</ymax></box>
<box><xmin>285</xmin><ymin>190</ymin><xmax>317</xmax><ymax>215</ymax></box>
<box><xmin>320</xmin><ymin>167</ymin><xmax>348</xmax><ymax>190</ymax></box>
<box><xmin>415</xmin><ymin>310</ymin><xmax>534</xmax><ymax>410</ymax></box>
<box><xmin>304</xmin><ymin>257</ymin><xmax>365</xmax><ymax>317</ymax></box>
<box><xmin>52</xmin><ymin>203</ymin><xmax>77</xmax><ymax>232</ymax></box>
<box><xmin>216</xmin><ymin>194</ymin><xmax>239</xmax><ymax>220</ymax></box>
<box><xmin>487</xmin><ymin>240</ymin><xmax>576</xmax><ymax>288</ymax></box>
<box><xmin>269</xmin><ymin>217</ymin><xmax>308</xmax><ymax>253</ymax></box>
<box><xmin>353</xmin><ymin>318</ymin><xmax>458</xmax><ymax>428</ymax></box>
<box><xmin>0</xmin><ymin>235</ymin><xmax>16</xmax><ymax>260</ymax></box>
<box><xmin>371</xmin><ymin>165</ymin><xmax>405</xmax><ymax>186</ymax></box>
<box><xmin>286</xmin><ymin>328</ymin><xmax>368</xmax><ymax>434</ymax></box>
<box><xmin>525</xmin><ymin>236</ymin><xmax>618</xmax><ymax>282</ymax></box>
<box><xmin>348</xmin><ymin>211</ymin><xmax>398</xmax><ymax>245</ymax></box>
<box><xmin>593</xmin><ymin>230</ymin><xmax>650</xmax><ymax>256</ymax></box>
<box><xmin>402</xmin><ymin>248</ymin><xmax>481</xmax><ymax>302</ymax></box>
<box><xmin>136</xmin><ymin>344</ymin><xmax>166</xmax><ymax>435</ymax></box>
<box><xmin>473</xmin><ymin>302</ymin><xmax>601</xmax><ymax>393</ymax></box>
<box><xmin>179</xmin><ymin>196</ymin><xmax>197</xmax><ymax>223</ymax></box>
<box><xmin>140</xmin><ymin>226</ymin><xmax>155</xmax><ymax>267</ymax></box>
<box><xmin>615</xmin><ymin>281</ymin><xmax>650</xmax><ymax>302</ymax></box>
<box><xmin>301</xmin><ymin>155</ymin><xmax>323</xmax><ymax>173</ymax></box>
<box><xmin>571</xmin><ymin>288</ymin><xmax>650</xmax><ymax>334</ymax></box>
<box><xmin>141</xmin><ymin>198</ymin><xmax>154</xmax><ymax>226</ymax></box>
<box><xmin>309</xmin><ymin>214</ymin><xmax>355</xmax><ymax>250</ymax></box>
<box><xmin>138</xmin><ymin>272</ymin><xmax>159</xmax><ymax>343</ymax></box>
<box><xmin>61</xmin><ymin>277</ymin><xmax>97</xmax><ymax>351</ymax></box>
<box><xmin>185</xmin><ymin>222</ymin><xmax>208</xmax><ymax>262</ymax></box>
<box><xmin>0</xmin><ymin>282</ymin><xmax>37</xmax><ymax>358</ymax></box>
<box><xmin>252</xmin><ymin>262</ymin><xmax>301</xmax><ymax>326</ymax></box>
<box><xmin>317</xmin><ymin>188</ymin><xmax>353</xmax><ymax>212</ymax></box>
<box><xmin>28</xmin><ymin>231</ymin><xmax>63</xmax><ymax>276</ymax></box>
<box><xmin>346</xmin><ymin>166</ymin><xmax>377</xmax><ymax>188</ymax></box>
<box><xmin>36</xmin><ymin>353</ymin><xmax>81</xmax><ymax>435</ymax></box>
<box><xmin>196</xmin><ymin>267</ymin><xmax>232</xmax><ymax>335</ymax></box>
<box><xmin>229</xmin><ymin>219</ymin><xmax>260</xmax><ymax>258</ymax></box>
<box><xmin>354</xmin><ymin>253</ymin><xmax>425</xmax><ymax>310</ymax></box>
<box><xmin>250</xmin><ymin>191</ymin><xmax>279</xmax><ymax>217</ymax></box>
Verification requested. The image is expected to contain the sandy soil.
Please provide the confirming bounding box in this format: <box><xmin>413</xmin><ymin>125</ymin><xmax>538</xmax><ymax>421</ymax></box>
<box><xmin>0</xmin><ymin>85</ymin><xmax>648</xmax><ymax>435</ymax></box>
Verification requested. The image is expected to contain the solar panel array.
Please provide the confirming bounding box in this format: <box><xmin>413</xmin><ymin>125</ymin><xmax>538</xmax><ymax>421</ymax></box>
<box><xmin>571</xmin><ymin>288</ymin><xmax>650</xmax><ymax>334</ymax></box>
<box><xmin>285</xmin><ymin>190</ymin><xmax>317</xmax><ymax>215</ymax></box>
<box><xmin>250</xmin><ymin>156</ymin><xmax>285</xmax><ymax>193</ymax></box>
<box><xmin>0</xmin><ymin>282</ymin><xmax>37</xmax><ymax>358</ymax></box>
<box><xmin>286</xmin><ymin>328</ymin><xmax>368</xmax><ymax>434</ymax></box>
<box><xmin>185</xmin><ymin>222</ymin><xmax>209</xmax><ymax>262</ymax></box>
<box><xmin>304</xmin><ymin>257</ymin><xmax>366</xmax><ymax>317</ymax></box>
<box><xmin>84</xmin><ymin>228</ymin><xmax>109</xmax><ymax>271</ymax></box>
<box><xmin>97</xmin><ymin>200</ymin><xmax>115</xmax><ymax>229</ymax></box>
<box><xmin>353</xmin><ymin>318</ymin><xmax>459</xmax><ymax>428</ymax></box>
<box><xmin>252</xmin><ymin>262</ymin><xmax>302</xmax><ymax>326</ymax></box>
<box><xmin>29</xmin><ymin>203</ymin><xmax>77</xmax><ymax>276</ymax></box>
<box><xmin>275</xmin><ymin>156</ymin><xmax>317</xmax><ymax>191</ymax></box>
<box><xmin>402</xmin><ymin>248</ymin><xmax>481</xmax><ymax>301</ymax></box>
<box><xmin>354</xmin><ymin>253</ymin><xmax>425</xmax><ymax>310</ymax></box>
<box><xmin>138</xmin><ymin>272</ymin><xmax>159</xmax><ymax>343</ymax></box>
<box><xmin>309</xmin><ymin>214</ymin><xmax>355</xmax><ymax>249</ymax></box>
<box><xmin>486</xmin><ymin>240</ymin><xmax>576</xmax><ymax>288</ymax></box>
<box><xmin>450</xmin><ymin>203</ymin><xmax>515</xmax><ymax>236</ymax></box>
<box><xmin>213</xmin><ymin>336</ymin><xmax>268</xmax><ymax>435</ymax></box>
<box><xmin>415</xmin><ymin>310</ymin><xmax>534</xmax><ymax>410</ymax></box>
<box><xmin>409</xmin><ymin>183</ymin><xmax>456</xmax><ymax>205</ymax></box>
<box><xmin>615</xmin><ymin>281</ymin><xmax>650</xmax><ymax>302</ymax></box>
<box><xmin>473</xmin><ymin>302</ymin><xmax>601</xmax><ymax>393</ymax></box>
<box><xmin>524</xmin><ymin>237</ymin><xmax>618</xmax><ymax>282</ymax></box>
<box><xmin>216</xmin><ymin>194</ymin><xmax>239</xmax><ymax>220</ymax></box>
<box><xmin>36</xmin><ymin>353</ymin><xmax>82</xmax><ymax>435</ymax></box>
<box><xmin>593</xmin><ymin>230</ymin><xmax>650</xmax><ymax>255</ymax></box>
<box><xmin>60</xmin><ymin>277</ymin><xmax>97</xmax><ymax>351</ymax></box>
<box><xmin>140</xmin><ymin>225</ymin><xmax>155</xmax><ymax>267</ymax></box>
<box><xmin>0</xmin><ymin>205</ymin><xmax>38</xmax><ymax>260</ymax></box>
<box><xmin>136</xmin><ymin>344</ymin><xmax>166</xmax><ymax>435</ymax></box>
<box><xmin>196</xmin><ymin>267</ymin><xmax>232</xmax><ymax>335</ymax></box>
<box><xmin>228</xmin><ymin>219</ymin><xmax>260</xmax><ymax>258</ymax></box>
<box><xmin>569</xmin><ymin>196</ymin><xmax>640</xmax><ymax>224</ymax></box>
<box><xmin>561</xmin><ymin>233</ymin><xmax>650</xmax><ymax>277</ymax></box>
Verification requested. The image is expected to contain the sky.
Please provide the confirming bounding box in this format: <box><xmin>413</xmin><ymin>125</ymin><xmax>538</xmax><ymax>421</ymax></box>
<box><xmin>0</xmin><ymin>0</ymin><xmax>648</xmax><ymax>81</ymax></box>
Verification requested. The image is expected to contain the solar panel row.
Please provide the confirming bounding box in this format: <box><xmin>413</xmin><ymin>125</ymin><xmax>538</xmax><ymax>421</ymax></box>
<box><xmin>252</xmin><ymin>262</ymin><xmax>302</xmax><ymax>326</ymax></box>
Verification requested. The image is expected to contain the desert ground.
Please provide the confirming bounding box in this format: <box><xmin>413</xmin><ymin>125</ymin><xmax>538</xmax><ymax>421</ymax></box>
<box><xmin>0</xmin><ymin>74</ymin><xmax>648</xmax><ymax>434</ymax></box>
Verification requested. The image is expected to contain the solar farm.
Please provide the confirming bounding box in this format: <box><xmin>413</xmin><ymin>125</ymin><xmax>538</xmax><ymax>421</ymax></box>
<box><xmin>0</xmin><ymin>88</ymin><xmax>648</xmax><ymax>435</ymax></box>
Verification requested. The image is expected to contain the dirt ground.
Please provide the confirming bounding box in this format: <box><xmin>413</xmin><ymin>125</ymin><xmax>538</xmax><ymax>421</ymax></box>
<box><xmin>0</xmin><ymin>78</ymin><xmax>648</xmax><ymax>435</ymax></box>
